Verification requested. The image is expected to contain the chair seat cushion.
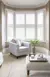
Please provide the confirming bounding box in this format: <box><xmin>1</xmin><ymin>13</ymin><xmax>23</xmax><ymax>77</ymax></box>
<box><xmin>19</xmin><ymin>46</ymin><xmax>28</xmax><ymax>49</ymax></box>
<box><xmin>19</xmin><ymin>46</ymin><xmax>28</xmax><ymax>52</ymax></box>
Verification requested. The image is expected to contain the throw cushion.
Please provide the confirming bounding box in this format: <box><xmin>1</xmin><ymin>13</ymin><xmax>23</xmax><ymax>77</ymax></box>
<box><xmin>17</xmin><ymin>40</ymin><xmax>21</xmax><ymax>46</ymax></box>
<box><xmin>21</xmin><ymin>42</ymin><xmax>24</xmax><ymax>46</ymax></box>
<box><xmin>11</xmin><ymin>39</ymin><xmax>17</xmax><ymax>43</ymax></box>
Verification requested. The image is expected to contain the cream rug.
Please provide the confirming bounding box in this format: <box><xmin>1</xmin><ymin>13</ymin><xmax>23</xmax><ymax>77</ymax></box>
<box><xmin>0</xmin><ymin>54</ymin><xmax>50</xmax><ymax>77</ymax></box>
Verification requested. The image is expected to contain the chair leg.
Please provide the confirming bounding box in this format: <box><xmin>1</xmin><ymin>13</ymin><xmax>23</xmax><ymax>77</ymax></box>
<box><xmin>27</xmin><ymin>70</ymin><xmax>29</xmax><ymax>76</ymax></box>
<box><xmin>0</xmin><ymin>64</ymin><xmax>2</xmax><ymax>67</ymax></box>
<box><xmin>10</xmin><ymin>53</ymin><xmax>12</xmax><ymax>55</ymax></box>
<box><xmin>16</xmin><ymin>57</ymin><xmax>18</xmax><ymax>59</ymax></box>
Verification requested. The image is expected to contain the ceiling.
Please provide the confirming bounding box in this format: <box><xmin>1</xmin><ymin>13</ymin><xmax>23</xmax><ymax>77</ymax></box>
<box><xmin>2</xmin><ymin>0</ymin><xmax>49</xmax><ymax>8</ymax></box>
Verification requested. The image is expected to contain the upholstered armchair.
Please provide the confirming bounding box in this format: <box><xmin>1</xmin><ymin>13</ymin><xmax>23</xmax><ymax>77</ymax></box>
<box><xmin>8</xmin><ymin>41</ymin><xmax>31</xmax><ymax>57</ymax></box>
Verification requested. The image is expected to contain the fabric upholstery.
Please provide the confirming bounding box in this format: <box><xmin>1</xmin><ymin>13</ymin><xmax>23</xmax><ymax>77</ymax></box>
<box><xmin>11</xmin><ymin>39</ymin><xmax>17</xmax><ymax>43</ymax></box>
<box><xmin>26</xmin><ymin>55</ymin><xmax>50</xmax><ymax>71</ymax></box>
<box><xmin>8</xmin><ymin>41</ymin><xmax>31</xmax><ymax>56</ymax></box>
<box><xmin>17</xmin><ymin>40</ymin><xmax>21</xmax><ymax>46</ymax></box>
<box><xmin>26</xmin><ymin>48</ymin><xmax>49</xmax><ymax>71</ymax></box>
<box><xmin>21</xmin><ymin>43</ymin><xmax>24</xmax><ymax>46</ymax></box>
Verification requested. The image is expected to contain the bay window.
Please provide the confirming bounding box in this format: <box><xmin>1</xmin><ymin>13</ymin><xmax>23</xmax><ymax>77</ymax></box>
<box><xmin>6</xmin><ymin>9</ymin><xmax>45</xmax><ymax>42</ymax></box>
<box><xmin>7</xmin><ymin>11</ymin><xmax>14</xmax><ymax>41</ymax></box>
<box><xmin>16</xmin><ymin>14</ymin><xmax>25</xmax><ymax>40</ymax></box>
<box><xmin>26</xmin><ymin>14</ymin><xmax>35</xmax><ymax>24</ymax></box>
<box><xmin>26</xmin><ymin>28</ymin><xmax>35</xmax><ymax>39</ymax></box>
<box><xmin>37</xmin><ymin>11</ymin><xmax>44</xmax><ymax>41</ymax></box>
<box><xmin>16</xmin><ymin>14</ymin><xmax>25</xmax><ymax>24</ymax></box>
<box><xmin>26</xmin><ymin>13</ymin><xmax>35</xmax><ymax>40</ymax></box>
<box><xmin>16</xmin><ymin>28</ymin><xmax>25</xmax><ymax>40</ymax></box>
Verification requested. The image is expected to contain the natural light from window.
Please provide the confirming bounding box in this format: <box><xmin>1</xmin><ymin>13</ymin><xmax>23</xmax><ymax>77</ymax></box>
<box><xmin>6</xmin><ymin>9</ymin><xmax>45</xmax><ymax>41</ymax></box>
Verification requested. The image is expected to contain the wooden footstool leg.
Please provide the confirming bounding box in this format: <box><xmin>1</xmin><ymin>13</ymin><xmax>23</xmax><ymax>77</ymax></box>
<box><xmin>27</xmin><ymin>70</ymin><xmax>29</xmax><ymax>76</ymax></box>
<box><xmin>0</xmin><ymin>64</ymin><xmax>2</xmax><ymax>67</ymax></box>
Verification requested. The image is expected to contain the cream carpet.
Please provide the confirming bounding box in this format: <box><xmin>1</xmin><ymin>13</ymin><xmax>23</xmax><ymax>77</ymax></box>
<box><xmin>0</xmin><ymin>54</ymin><xmax>50</xmax><ymax>77</ymax></box>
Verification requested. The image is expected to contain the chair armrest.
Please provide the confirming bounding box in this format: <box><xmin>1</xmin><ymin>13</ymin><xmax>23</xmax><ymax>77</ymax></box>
<box><xmin>9</xmin><ymin>42</ymin><xmax>19</xmax><ymax>51</ymax></box>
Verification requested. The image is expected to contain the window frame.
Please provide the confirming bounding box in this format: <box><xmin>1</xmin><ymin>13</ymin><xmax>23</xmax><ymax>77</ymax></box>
<box><xmin>36</xmin><ymin>9</ymin><xmax>45</xmax><ymax>41</ymax></box>
<box><xmin>6</xmin><ymin>9</ymin><xmax>14</xmax><ymax>41</ymax></box>
<box><xmin>5</xmin><ymin>9</ymin><xmax>45</xmax><ymax>42</ymax></box>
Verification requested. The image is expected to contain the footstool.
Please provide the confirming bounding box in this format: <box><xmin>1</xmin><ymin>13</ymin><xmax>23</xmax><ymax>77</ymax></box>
<box><xmin>26</xmin><ymin>55</ymin><xmax>50</xmax><ymax>76</ymax></box>
<box><xmin>0</xmin><ymin>52</ymin><xmax>3</xmax><ymax>67</ymax></box>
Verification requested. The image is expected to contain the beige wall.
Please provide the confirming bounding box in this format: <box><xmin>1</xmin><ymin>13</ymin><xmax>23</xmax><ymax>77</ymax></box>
<box><xmin>48</xmin><ymin>1</ymin><xmax>50</xmax><ymax>51</ymax></box>
<box><xmin>2</xmin><ymin>2</ymin><xmax>6</xmax><ymax>47</ymax></box>
<box><xmin>45</xmin><ymin>2</ymin><xmax>49</xmax><ymax>50</ymax></box>
<box><xmin>0</xmin><ymin>1</ymin><xmax>2</xmax><ymax>50</ymax></box>
<box><xmin>45</xmin><ymin>1</ymin><xmax>50</xmax><ymax>53</ymax></box>
<box><xmin>0</xmin><ymin>1</ymin><xmax>5</xmax><ymax>50</ymax></box>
